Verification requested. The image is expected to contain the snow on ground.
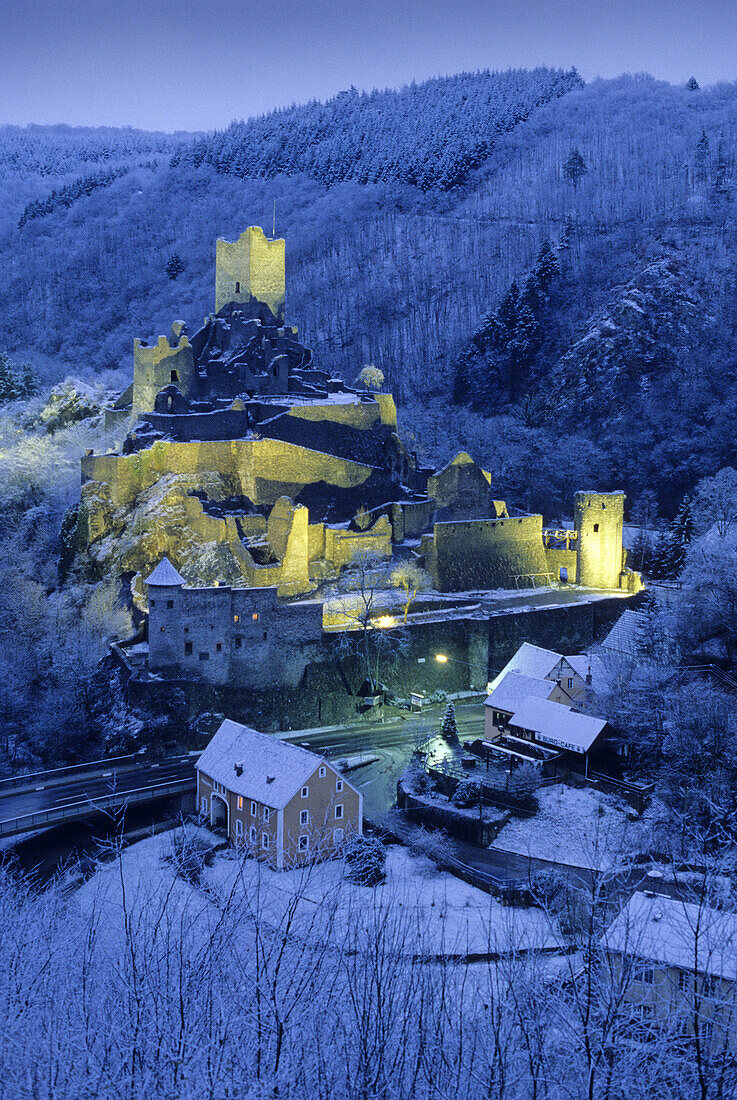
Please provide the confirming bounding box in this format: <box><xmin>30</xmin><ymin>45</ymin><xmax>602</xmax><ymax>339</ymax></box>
<box><xmin>491</xmin><ymin>784</ymin><xmax>647</xmax><ymax>872</ymax></box>
<box><xmin>206</xmin><ymin>843</ymin><xmax>559</xmax><ymax>957</ymax></box>
<box><xmin>74</xmin><ymin>827</ymin><xmax>559</xmax><ymax>960</ymax></box>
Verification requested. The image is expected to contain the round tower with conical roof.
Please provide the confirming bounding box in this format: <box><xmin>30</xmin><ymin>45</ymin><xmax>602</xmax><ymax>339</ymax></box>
<box><xmin>146</xmin><ymin>556</ymin><xmax>185</xmax><ymax>669</ymax></box>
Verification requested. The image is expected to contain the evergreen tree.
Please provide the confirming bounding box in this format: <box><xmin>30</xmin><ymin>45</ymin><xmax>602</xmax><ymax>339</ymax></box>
<box><xmin>441</xmin><ymin>700</ymin><xmax>459</xmax><ymax>742</ymax></box>
<box><xmin>509</xmin><ymin>299</ymin><xmax>542</xmax><ymax>394</ymax></box>
<box><xmin>686</xmin><ymin>75</ymin><xmax>700</xmax><ymax>90</ymax></box>
<box><xmin>695</xmin><ymin>130</ymin><xmax>710</xmax><ymax>183</ymax></box>
<box><xmin>535</xmin><ymin>240</ymin><xmax>560</xmax><ymax>293</ymax></box>
<box><xmin>497</xmin><ymin>281</ymin><xmax>520</xmax><ymax>336</ymax></box>
<box><xmin>166</xmin><ymin>252</ymin><xmax>184</xmax><ymax>280</ymax></box>
<box><xmin>563</xmin><ymin>147</ymin><xmax>588</xmax><ymax>189</ymax></box>
<box><xmin>711</xmin><ymin>142</ymin><xmax>731</xmax><ymax>200</ymax></box>
<box><xmin>522</xmin><ymin>271</ymin><xmax>542</xmax><ymax>315</ymax></box>
<box><xmin>0</xmin><ymin>353</ymin><xmax>15</xmax><ymax>403</ymax></box>
<box><xmin>19</xmin><ymin>361</ymin><xmax>39</xmax><ymax>398</ymax></box>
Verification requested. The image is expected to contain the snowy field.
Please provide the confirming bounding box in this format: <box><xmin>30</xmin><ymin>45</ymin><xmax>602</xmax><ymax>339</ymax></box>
<box><xmin>76</xmin><ymin>827</ymin><xmax>559</xmax><ymax>959</ymax></box>
<box><xmin>491</xmin><ymin>784</ymin><xmax>649</xmax><ymax>872</ymax></box>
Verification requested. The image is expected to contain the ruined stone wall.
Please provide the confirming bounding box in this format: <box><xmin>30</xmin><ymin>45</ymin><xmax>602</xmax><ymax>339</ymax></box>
<box><xmin>215</xmin><ymin>227</ymin><xmax>286</xmax><ymax>321</ymax></box>
<box><xmin>545</xmin><ymin>547</ymin><xmax>578</xmax><ymax>582</ymax></box>
<box><xmin>81</xmin><ymin>438</ymin><xmax>376</xmax><ymax>511</ymax></box>
<box><xmin>427</xmin><ymin>515</ymin><xmax>550</xmax><ymax>592</ymax></box>
<box><xmin>574</xmin><ymin>491</ymin><xmax>626</xmax><ymax>589</ymax></box>
<box><xmin>286</xmin><ymin>394</ymin><xmax>398</xmax><ymax>432</ymax></box>
<box><xmin>323</xmin><ymin>516</ymin><xmax>392</xmax><ymax>570</ymax></box>
<box><xmin>132</xmin><ymin>336</ymin><xmax>197</xmax><ymax>416</ymax></box>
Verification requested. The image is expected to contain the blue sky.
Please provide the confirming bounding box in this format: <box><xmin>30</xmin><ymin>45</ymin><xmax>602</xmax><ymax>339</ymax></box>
<box><xmin>2</xmin><ymin>0</ymin><xmax>736</xmax><ymax>131</ymax></box>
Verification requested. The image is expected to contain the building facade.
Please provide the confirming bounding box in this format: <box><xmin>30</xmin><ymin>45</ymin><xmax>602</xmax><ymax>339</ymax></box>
<box><xmin>196</xmin><ymin>718</ymin><xmax>362</xmax><ymax>869</ymax></box>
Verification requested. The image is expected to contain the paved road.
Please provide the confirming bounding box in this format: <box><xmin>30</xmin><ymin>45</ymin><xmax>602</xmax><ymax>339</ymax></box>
<box><xmin>0</xmin><ymin>758</ymin><xmax>195</xmax><ymax>830</ymax></box>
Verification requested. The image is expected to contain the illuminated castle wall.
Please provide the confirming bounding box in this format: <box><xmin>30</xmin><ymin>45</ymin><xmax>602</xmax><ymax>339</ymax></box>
<box><xmin>215</xmin><ymin>226</ymin><xmax>286</xmax><ymax>321</ymax></box>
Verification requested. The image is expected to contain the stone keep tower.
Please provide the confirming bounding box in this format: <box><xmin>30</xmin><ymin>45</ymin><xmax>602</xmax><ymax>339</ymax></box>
<box><xmin>132</xmin><ymin>322</ymin><xmax>197</xmax><ymax>416</ymax></box>
<box><xmin>215</xmin><ymin>226</ymin><xmax>286</xmax><ymax>323</ymax></box>
<box><xmin>574</xmin><ymin>491</ymin><xmax>626</xmax><ymax>589</ymax></box>
<box><xmin>145</xmin><ymin>556</ymin><xmax>186</xmax><ymax>670</ymax></box>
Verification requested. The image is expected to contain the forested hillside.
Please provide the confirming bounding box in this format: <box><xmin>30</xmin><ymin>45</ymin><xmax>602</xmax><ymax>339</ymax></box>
<box><xmin>2</xmin><ymin>73</ymin><xmax>737</xmax><ymax>516</ymax></box>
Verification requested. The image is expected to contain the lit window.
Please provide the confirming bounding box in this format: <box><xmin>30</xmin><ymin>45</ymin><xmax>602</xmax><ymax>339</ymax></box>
<box><xmin>336</xmin><ymin>779</ymin><xmax>343</xmax><ymax>793</ymax></box>
<box><xmin>319</xmin><ymin>766</ymin><xmax>326</xmax><ymax>778</ymax></box>
<box><xmin>335</xmin><ymin>804</ymin><xmax>343</xmax><ymax>819</ymax></box>
<box><xmin>301</xmin><ymin>786</ymin><xmax>309</xmax><ymax>798</ymax></box>
<box><xmin>252</xmin><ymin>612</ymin><xmax>259</xmax><ymax>622</ymax></box>
<box><xmin>300</xmin><ymin>809</ymin><xmax>308</xmax><ymax>825</ymax></box>
<box><xmin>234</xmin><ymin>614</ymin><xmax>239</xmax><ymax>624</ymax></box>
<box><xmin>237</xmin><ymin>796</ymin><xmax>243</xmax><ymax>811</ymax></box>
<box><xmin>298</xmin><ymin>836</ymin><xmax>309</xmax><ymax>851</ymax></box>
<box><xmin>160</xmin><ymin>627</ymin><xmax>165</xmax><ymax>633</ymax></box>
<box><xmin>262</xmin><ymin>833</ymin><xmax>269</xmax><ymax>849</ymax></box>
<box><xmin>251</xmin><ymin>801</ymin><xmax>256</xmax><ymax>816</ymax></box>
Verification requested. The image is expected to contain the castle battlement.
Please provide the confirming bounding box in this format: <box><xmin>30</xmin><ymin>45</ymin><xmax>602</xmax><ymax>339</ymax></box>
<box><xmin>215</xmin><ymin>226</ymin><xmax>286</xmax><ymax>322</ymax></box>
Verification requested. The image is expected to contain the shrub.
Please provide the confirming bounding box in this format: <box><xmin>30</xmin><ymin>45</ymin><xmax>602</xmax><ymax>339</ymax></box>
<box><xmin>344</xmin><ymin>834</ymin><xmax>386</xmax><ymax>886</ymax></box>
<box><xmin>166</xmin><ymin>827</ymin><xmax>212</xmax><ymax>886</ymax></box>
<box><xmin>453</xmin><ymin>778</ymin><xmax>483</xmax><ymax>808</ymax></box>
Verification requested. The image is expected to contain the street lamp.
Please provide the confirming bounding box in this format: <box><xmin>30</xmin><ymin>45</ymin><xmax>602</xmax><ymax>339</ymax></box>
<box><xmin>435</xmin><ymin>653</ymin><xmax>448</xmax><ymax>663</ymax></box>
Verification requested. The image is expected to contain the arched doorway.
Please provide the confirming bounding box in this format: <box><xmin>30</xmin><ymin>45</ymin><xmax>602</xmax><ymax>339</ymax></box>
<box><xmin>210</xmin><ymin>793</ymin><xmax>229</xmax><ymax>834</ymax></box>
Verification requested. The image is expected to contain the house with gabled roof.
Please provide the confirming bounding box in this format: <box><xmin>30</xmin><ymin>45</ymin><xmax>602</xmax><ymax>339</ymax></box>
<box><xmin>487</xmin><ymin>641</ymin><xmax>593</xmax><ymax>704</ymax></box>
<box><xmin>602</xmin><ymin>890</ymin><xmax>737</xmax><ymax>1048</ymax></box>
<box><xmin>196</xmin><ymin>719</ymin><xmax>362</xmax><ymax>868</ymax></box>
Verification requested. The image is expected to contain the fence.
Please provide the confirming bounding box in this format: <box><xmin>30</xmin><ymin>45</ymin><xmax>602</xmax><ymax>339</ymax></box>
<box><xmin>0</xmin><ymin>778</ymin><xmax>196</xmax><ymax>838</ymax></box>
<box><xmin>0</xmin><ymin>752</ymin><xmax>145</xmax><ymax>794</ymax></box>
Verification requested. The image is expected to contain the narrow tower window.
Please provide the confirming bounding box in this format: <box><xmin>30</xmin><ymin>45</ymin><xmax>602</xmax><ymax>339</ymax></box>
<box><xmin>235</xmin><ymin>281</ymin><xmax>240</xmax><ymax>293</ymax></box>
<box><xmin>170</xmin><ymin>370</ymin><xmax>178</xmax><ymax>382</ymax></box>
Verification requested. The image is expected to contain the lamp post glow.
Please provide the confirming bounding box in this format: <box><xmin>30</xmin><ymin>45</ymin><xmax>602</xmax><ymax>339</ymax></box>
<box><xmin>435</xmin><ymin>654</ymin><xmax>448</xmax><ymax>663</ymax></box>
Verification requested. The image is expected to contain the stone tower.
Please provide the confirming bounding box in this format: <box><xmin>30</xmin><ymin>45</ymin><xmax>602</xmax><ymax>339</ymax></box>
<box><xmin>146</xmin><ymin>556</ymin><xmax>186</xmax><ymax>670</ymax></box>
<box><xmin>574</xmin><ymin>491</ymin><xmax>626</xmax><ymax>589</ymax></box>
<box><xmin>215</xmin><ymin>226</ymin><xmax>286</xmax><ymax>322</ymax></box>
<box><xmin>132</xmin><ymin>322</ymin><xmax>197</xmax><ymax>416</ymax></box>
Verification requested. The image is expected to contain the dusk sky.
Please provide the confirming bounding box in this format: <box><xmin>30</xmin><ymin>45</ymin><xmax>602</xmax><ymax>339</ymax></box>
<box><xmin>2</xmin><ymin>0</ymin><xmax>737</xmax><ymax>132</ymax></box>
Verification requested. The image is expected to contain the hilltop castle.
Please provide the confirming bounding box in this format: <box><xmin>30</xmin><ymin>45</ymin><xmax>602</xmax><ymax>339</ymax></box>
<box><xmin>76</xmin><ymin>227</ymin><xmax>639</xmax><ymax>607</ymax></box>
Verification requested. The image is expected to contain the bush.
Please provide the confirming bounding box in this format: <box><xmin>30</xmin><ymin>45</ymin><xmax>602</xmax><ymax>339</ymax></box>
<box><xmin>452</xmin><ymin>778</ymin><xmax>483</xmax><ymax>807</ymax></box>
<box><xmin>165</xmin><ymin>827</ymin><xmax>213</xmax><ymax>886</ymax></box>
<box><xmin>405</xmin><ymin>825</ymin><xmax>454</xmax><ymax>866</ymax></box>
<box><xmin>344</xmin><ymin>834</ymin><xmax>386</xmax><ymax>886</ymax></box>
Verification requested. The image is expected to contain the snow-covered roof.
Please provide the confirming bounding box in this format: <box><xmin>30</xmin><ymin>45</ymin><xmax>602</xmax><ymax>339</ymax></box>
<box><xmin>508</xmin><ymin>697</ymin><xmax>606</xmax><ymax>754</ymax></box>
<box><xmin>145</xmin><ymin>556</ymin><xmax>185</xmax><ymax>587</ymax></box>
<box><xmin>485</xmin><ymin>671</ymin><xmax>556</xmax><ymax>713</ymax></box>
<box><xmin>566</xmin><ymin>654</ymin><xmax>592</xmax><ymax>680</ymax></box>
<box><xmin>488</xmin><ymin>642</ymin><xmax>563</xmax><ymax>690</ymax></box>
<box><xmin>600</xmin><ymin>610</ymin><xmax>647</xmax><ymax>656</ymax></box>
<box><xmin>196</xmin><ymin>719</ymin><xmax>343</xmax><ymax>808</ymax></box>
<box><xmin>602</xmin><ymin>891</ymin><xmax>737</xmax><ymax>982</ymax></box>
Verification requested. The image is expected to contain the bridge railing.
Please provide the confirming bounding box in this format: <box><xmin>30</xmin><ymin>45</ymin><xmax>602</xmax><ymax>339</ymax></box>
<box><xmin>0</xmin><ymin>752</ymin><xmax>146</xmax><ymax>794</ymax></box>
<box><xmin>0</xmin><ymin>777</ymin><xmax>196</xmax><ymax>838</ymax></box>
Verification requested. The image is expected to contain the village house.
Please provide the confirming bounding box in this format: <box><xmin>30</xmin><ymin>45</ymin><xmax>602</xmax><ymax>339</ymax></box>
<box><xmin>196</xmin><ymin>719</ymin><xmax>362</xmax><ymax>869</ymax></box>
<box><xmin>482</xmin><ymin>643</ymin><xmax>611</xmax><ymax>774</ymax></box>
<box><xmin>487</xmin><ymin>641</ymin><xmax>593</xmax><ymax>703</ymax></box>
<box><xmin>602</xmin><ymin>891</ymin><xmax>737</xmax><ymax>1050</ymax></box>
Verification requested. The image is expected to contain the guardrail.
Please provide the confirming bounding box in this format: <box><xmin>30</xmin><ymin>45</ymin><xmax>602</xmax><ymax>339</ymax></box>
<box><xmin>0</xmin><ymin>777</ymin><xmax>196</xmax><ymax>838</ymax></box>
<box><xmin>0</xmin><ymin>752</ymin><xmax>145</xmax><ymax>793</ymax></box>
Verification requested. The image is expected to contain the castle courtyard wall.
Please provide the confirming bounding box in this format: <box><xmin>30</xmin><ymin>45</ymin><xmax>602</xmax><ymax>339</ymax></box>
<box><xmin>429</xmin><ymin>515</ymin><xmax>551</xmax><ymax>592</ymax></box>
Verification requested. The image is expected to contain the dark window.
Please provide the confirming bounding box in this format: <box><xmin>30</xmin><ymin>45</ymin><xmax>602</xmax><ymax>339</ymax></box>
<box><xmin>593</xmin><ymin>523</ymin><xmax>599</xmax><ymax>532</ymax></box>
<box><xmin>216</xmin><ymin>643</ymin><xmax>222</xmax><ymax>652</ymax></box>
<box><xmin>185</xmin><ymin>642</ymin><xmax>193</xmax><ymax>655</ymax></box>
<box><xmin>263</xmin><ymin>630</ymin><xmax>268</xmax><ymax>640</ymax></box>
<box><xmin>235</xmin><ymin>281</ymin><xmax>240</xmax><ymax>293</ymax></box>
<box><xmin>167</xmin><ymin>599</ymin><xmax>173</xmax><ymax>609</ymax></box>
<box><xmin>170</xmin><ymin>370</ymin><xmax>178</xmax><ymax>382</ymax></box>
<box><xmin>199</xmin><ymin>652</ymin><xmax>209</xmax><ymax>661</ymax></box>
<box><xmin>235</xmin><ymin>636</ymin><xmax>242</xmax><ymax>649</ymax></box>
<box><xmin>150</xmin><ymin>599</ymin><xmax>156</xmax><ymax>608</ymax></box>
<box><xmin>184</xmin><ymin>626</ymin><xmax>189</xmax><ymax>634</ymax></box>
